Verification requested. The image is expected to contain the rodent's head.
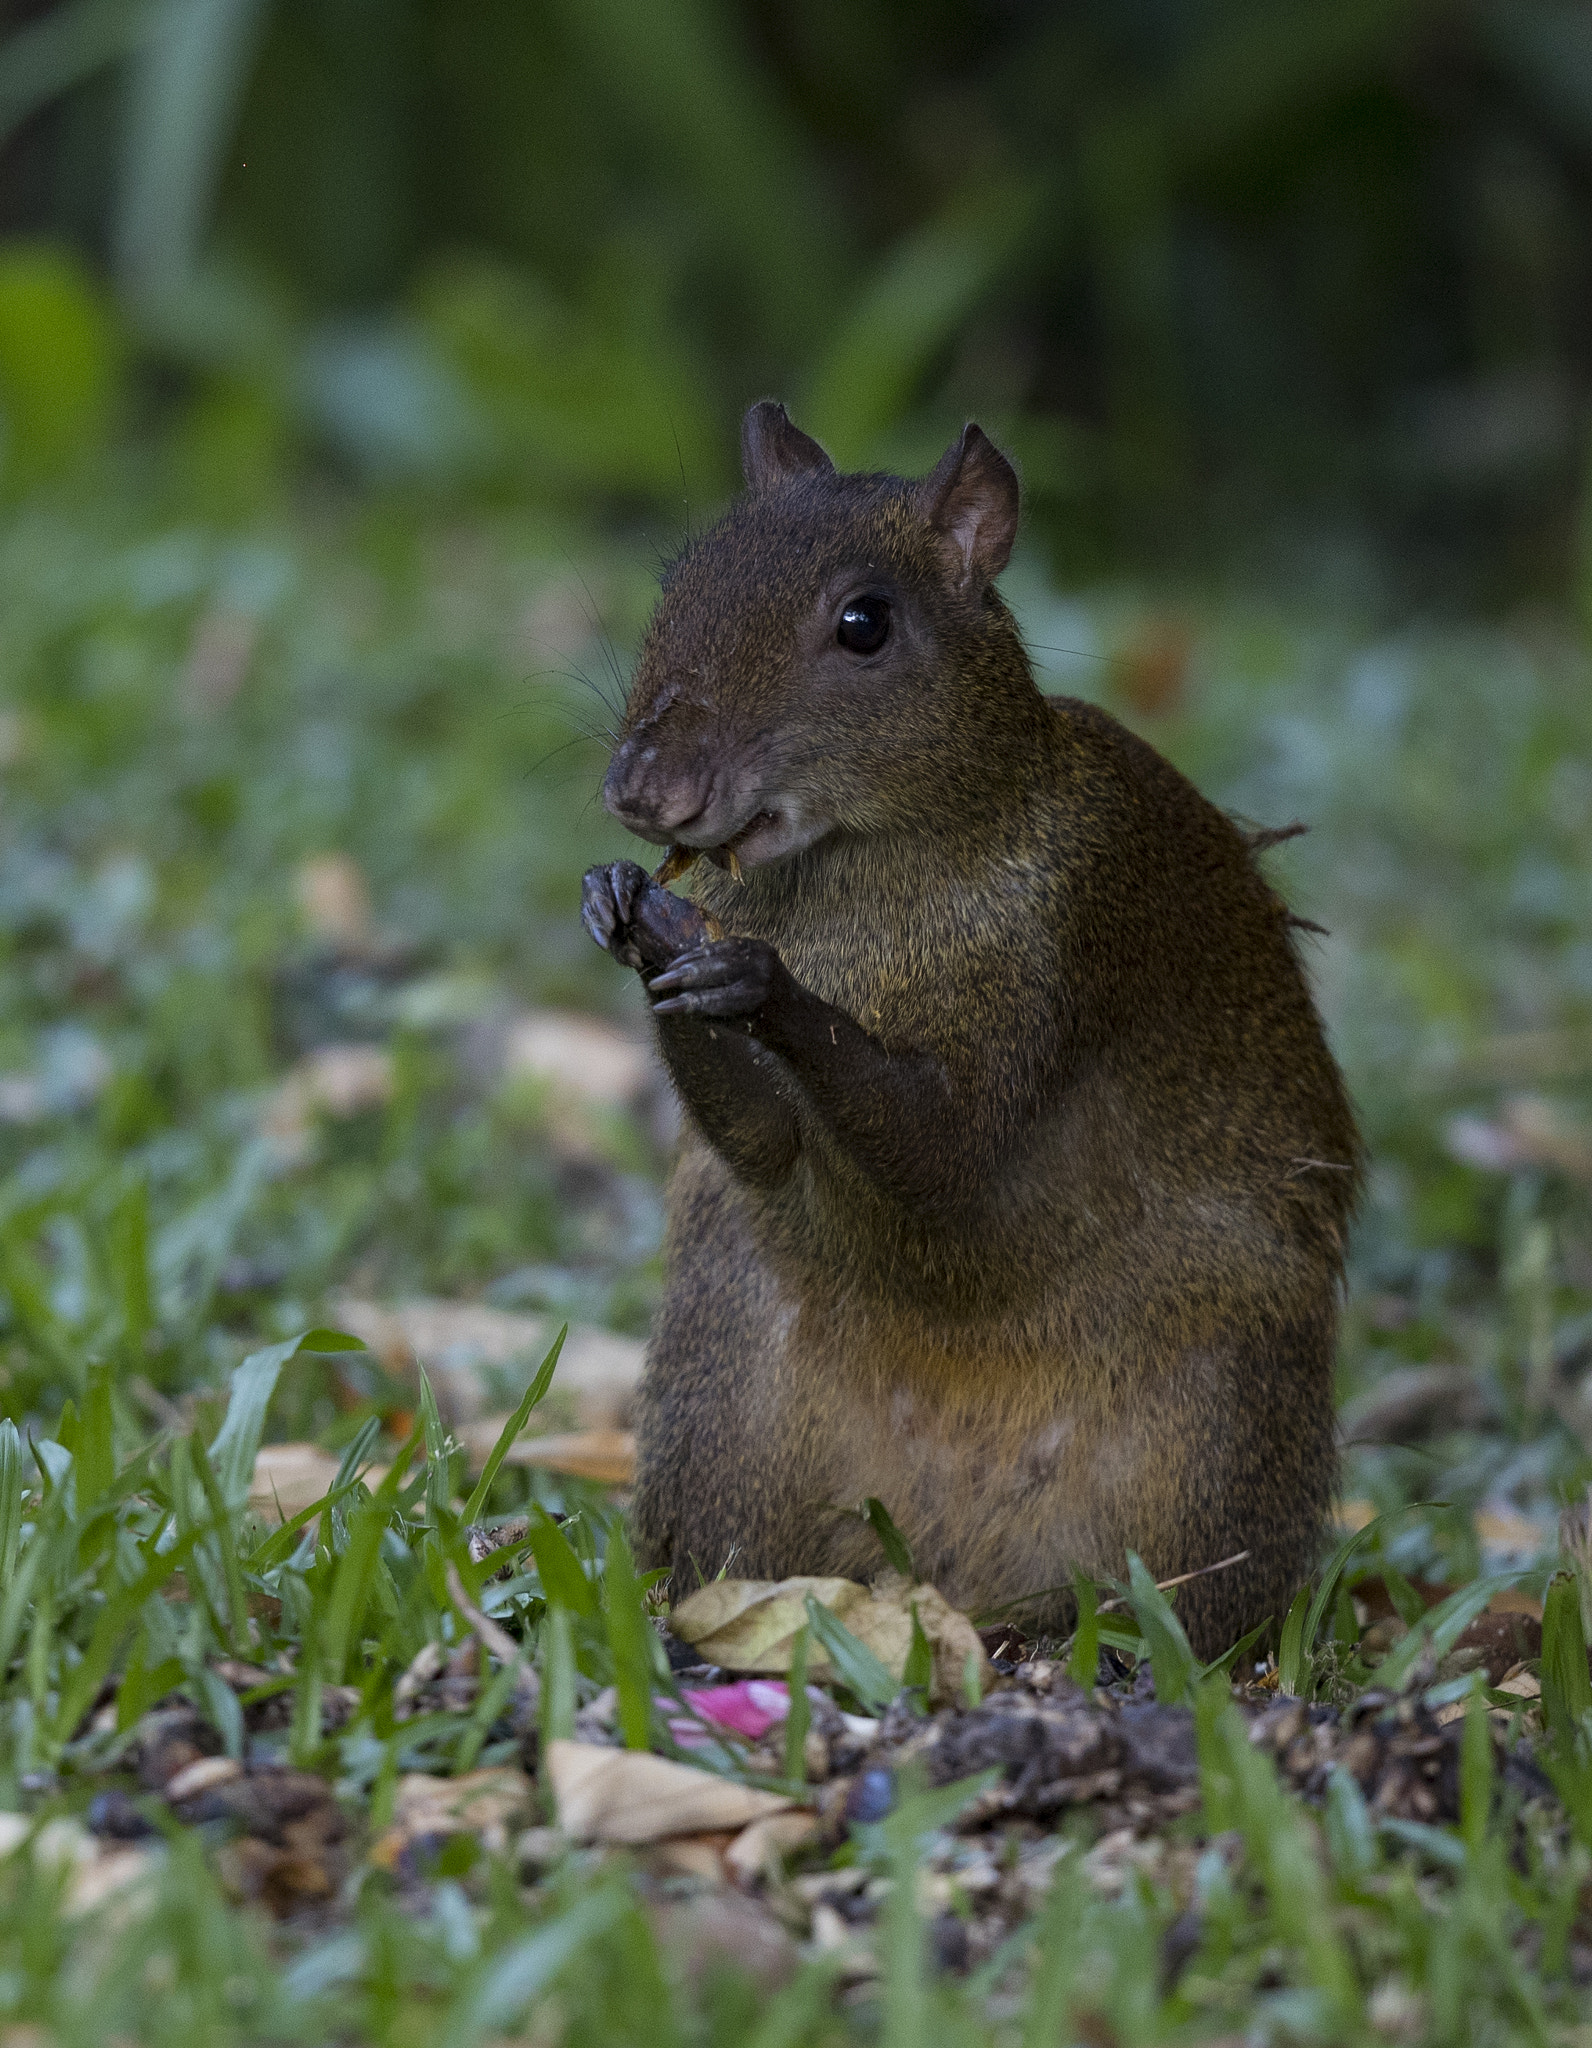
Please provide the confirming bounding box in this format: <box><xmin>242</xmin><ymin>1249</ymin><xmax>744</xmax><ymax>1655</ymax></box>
<box><xmin>602</xmin><ymin>403</ymin><xmax>1032</xmax><ymax>869</ymax></box>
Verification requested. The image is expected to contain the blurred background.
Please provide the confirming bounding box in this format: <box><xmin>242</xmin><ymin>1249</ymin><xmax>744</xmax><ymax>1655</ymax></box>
<box><xmin>0</xmin><ymin>0</ymin><xmax>1590</xmax><ymax>1583</ymax></box>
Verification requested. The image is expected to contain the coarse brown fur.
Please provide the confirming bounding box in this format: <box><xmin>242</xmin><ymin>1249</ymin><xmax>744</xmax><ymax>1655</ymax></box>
<box><xmin>581</xmin><ymin>406</ymin><xmax>1361</xmax><ymax>1661</ymax></box>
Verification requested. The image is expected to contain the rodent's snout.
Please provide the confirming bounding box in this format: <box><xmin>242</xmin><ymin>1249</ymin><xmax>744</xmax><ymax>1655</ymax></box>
<box><xmin>602</xmin><ymin>734</ymin><xmax>713</xmax><ymax>845</ymax></box>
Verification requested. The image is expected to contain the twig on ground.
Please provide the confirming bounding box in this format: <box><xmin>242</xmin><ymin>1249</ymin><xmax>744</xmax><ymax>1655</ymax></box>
<box><xmin>1096</xmin><ymin>1549</ymin><xmax>1251</xmax><ymax>1617</ymax></box>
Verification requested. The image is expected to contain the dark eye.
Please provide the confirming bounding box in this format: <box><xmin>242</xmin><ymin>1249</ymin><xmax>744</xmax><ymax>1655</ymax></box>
<box><xmin>837</xmin><ymin>595</ymin><xmax>891</xmax><ymax>655</ymax></box>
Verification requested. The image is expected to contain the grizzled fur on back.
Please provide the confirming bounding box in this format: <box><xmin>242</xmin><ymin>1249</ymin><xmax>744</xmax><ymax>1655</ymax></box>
<box><xmin>586</xmin><ymin>406</ymin><xmax>1361</xmax><ymax>1661</ymax></box>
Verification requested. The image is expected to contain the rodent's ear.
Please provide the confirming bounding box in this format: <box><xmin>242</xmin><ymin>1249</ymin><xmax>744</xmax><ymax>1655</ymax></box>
<box><xmin>917</xmin><ymin>424</ymin><xmax>1019</xmax><ymax>592</ymax></box>
<box><xmin>741</xmin><ymin>401</ymin><xmax>835</xmax><ymax>494</ymax></box>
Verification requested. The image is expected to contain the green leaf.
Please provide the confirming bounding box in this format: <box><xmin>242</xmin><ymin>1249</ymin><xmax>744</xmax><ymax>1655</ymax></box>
<box><xmin>320</xmin><ymin>1437</ymin><xmax>416</xmax><ymax>1682</ymax></box>
<box><xmin>862</xmin><ymin>1496</ymin><xmax>915</xmax><ymax>1580</ymax></box>
<box><xmin>1375</xmin><ymin>1573</ymin><xmax>1525</xmax><ymax>1693</ymax></box>
<box><xmin>76</xmin><ymin>1361</ymin><xmax>115</xmax><ymax>1511</ymax></box>
<box><xmin>903</xmin><ymin>1601</ymin><xmax>933</xmax><ymax>1699</ymax></box>
<box><xmin>189</xmin><ymin>1428</ymin><xmax>249</xmax><ymax>1654</ymax></box>
<box><xmin>50</xmin><ymin>1523</ymin><xmax>200</xmax><ymax>1750</ymax></box>
<box><xmin>462</xmin><ymin>1324</ymin><xmax>567</xmax><ymax>1524</ymax></box>
<box><xmin>783</xmin><ymin>1625</ymin><xmax>810</xmax><ymax>1784</ymax></box>
<box><xmin>209</xmin><ymin>1328</ymin><xmax>365</xmax><ymax>1511</ymax></box>
<box><xmin>415</xmin><ymin>1361</ymin><xmax>452</xmax><ymax>1528</ymax></box>
<box><xmin>1125</xmin><ymin>1551</ymin><xmax>1197</xmax><ymax>1706</ymax></box>
<box><xmin>804</xmin><ymin>1594</ymin><xmax>897</xmax><ymax>1713</ymax></box>
<box><xmin>540</xmin><ymin>1600</ymin><xmax>575</xmax><ymax>1749</ymax></box>
<box><xmin>1278</xmin><ymin>1583</ymin><xmax>1312</xmax><ymax>1697</ymax></box>
<box><xmin>0</xmin><ymin>1418</ymin><xmax>24</xmax><ymax>1583</ymax></box>
<box><xmin>1460</xmin><ymin>1687</ymin><xmax>1493</xmax><ymax>1856</ymax></box>
<box><xmin>603</xmin><ymin>1524</ymin><xmax>655</xmax><ymax>1750</ymax></box>
<box><xmin>1542</xmin><ymin>1570</ymin><xmax>1592</xmax><ymax>1749</ymax></box>
<box><xmin>1068</xmin><ymin>1569</ymin><xmax>1099</xmax><ymax>1690</ymax></box>
<box><xmin>525</xmin><ymin>1506</ymin><xmax>597</xmax><ymax>1618</ymax></box>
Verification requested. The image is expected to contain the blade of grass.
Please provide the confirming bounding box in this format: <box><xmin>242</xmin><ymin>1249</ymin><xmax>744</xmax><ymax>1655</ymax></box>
<box><xmin>783</xmin><ymin>1624</ymin><xmax>810</xmax><ymax>1783</ymax></box>
<box><xmin>1068</xmin><ymin>1568</ymin><xmax>1099</xmax><ymax>1689</ymax></box>
<box><xmin>332</xmin><ymin>1414</ymin><xmax>382</xmax><ymax>1494</ymax></box>
<box><xmin>443</xmin><ymin>1884</ymin><xmax>628</xmax><ymax>2046</ymax></box>
<box><xmin>1542</xmin><ymin>1569</ymin><xmax>1592</xmax><ymax>1749</ymax></box>
<box><xmin>1461</xmin><ymin>1685</ymin><xmax>1493</xmax><ymax>1857</ymax></box>
<box><xmin>76</xmin><ymin>1362</ymin><xmax>115</xmax><ymax>1512</ymax></box>
<box><xmin>862</xmin><ymin>1496</ymin><xmax>915</xmax><ymax>1580</ymax></box>
<box><xmin>1278</xmin><ymin>1583</ymin><xmax>1312</xmax><ymax>1696</ymax></box>
<box><xmin>416</xmin><ymin>1361</ymin><xmax>452</xmax><ymax>1529</ymax></box>
<box><xmin>0</xmin><ymin>1419</ymin><xmax>22</xmax><ymax>1582</ymax></box>
<box><xmin>50</xmin><ymin>1523</ymin><xmax>201</xmax><ymax>1749</ymax></box>
<box><xmin>462</xmin><ymin>1325</ymin><xmax>567</xmax><ymax>1524</ymax></box>
<box><xmin>604</xmin><ymin>1524</ymin><xmax>655</xmax><ymax>1749</ymax></box>
<box><xmin>804</xmin><ymin>1594</ymin><xmax>897</xmax><ymax>1713</ymax></box>
<box><xmin>210</xmin><ymin>1328</ymin><xmax>364</xmax><ymax>1510</ymax></box>
<box><xmin>540</xmin><ymin>1600</ymin><xmax>575</xmax><ymax>1748</ymax></box>
<box><xmin>320</xmin><ymin>1434</ymin><xmax>418</xmax><ymax>1682</ymax></box>
<box><xmin>190</xmin><ymin>1428</ymin><xmax>250</xmax><ymax>1654</ymax></box>
<box><xmin>902</xmin><ymin>1601</ymin><xmax>932</xmax><ymax>1699</ymax></box>
<box><xmin>1375</xmin><ymin>1572</ymin><xmax>1525</xmax><ymax>1692</ymax></box>
<box><xmin>1125</xmin><ymin>1550</ymin><xmax>1197</xmax><ymax>1705</ymax></box>
<box><xmin>524</xmin><ymin>1505</ymin><xmax>597</xmax><ymax>1617</ymax></box>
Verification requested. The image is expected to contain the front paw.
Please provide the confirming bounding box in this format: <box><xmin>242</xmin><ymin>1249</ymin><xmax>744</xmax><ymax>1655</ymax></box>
<box><xmin>582</xmin><ymin>862</ymin><xmax>717</xmax><ymax>975</ymax></box>
<box><xmin>581</xmin><ymin>861</ymin><xmax>651</xmax><ymax>970</ymax></box>
<box><xmin>646</xmin><ymin>938</ymin><xmax>780</xmax><ymax>1020</ymax></box>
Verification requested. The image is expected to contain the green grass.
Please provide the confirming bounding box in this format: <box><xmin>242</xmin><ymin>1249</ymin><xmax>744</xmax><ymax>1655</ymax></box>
<box><xmin>0</xmin><ymin>458</ymin><xmax>1590</xmax><ymax>2043</ymax></box>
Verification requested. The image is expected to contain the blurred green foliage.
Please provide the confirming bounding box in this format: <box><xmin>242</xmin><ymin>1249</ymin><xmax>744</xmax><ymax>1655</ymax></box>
<box><xmin>6</xmin><ymin>0</ymin><xmax>1592</xmax><ymax>585</ymax></box>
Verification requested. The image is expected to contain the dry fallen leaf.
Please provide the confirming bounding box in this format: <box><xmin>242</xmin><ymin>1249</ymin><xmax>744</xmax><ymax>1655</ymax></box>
<box><xmin>0</xmin><ymin>1815</ymin><xmax>157</xmax><ymax>1917</ymax></box>
<box><xmin>248</xmin><ymin>1442</ymin><xmax>344</xmax><ymax>1521</ymax></box>
<box><xmin>473</xmin><ymin>1426</ymin><xmax>635</xmax><ymax>1487</ymax></box>
<box><xmin>331</xmin><ymin>1297</ymin><xmax>643</xmax><ymax>1430</ymax></box>
<box><xmin>368</xmin><ymin>1766</ymin><xmax>534</xmax><ymax>1869</ymax></box>
<box><xmin>546</xmin><ymin>1740</ymin><xmax>797</xmax><ymax>1844</ymax></box>
<box><xmin>724</xmin><ymin>1810</ymin><xmax>821</xmax><ymax>1887</ymax></box>
<box><xmin>295</xmin><ymin>853</ymin><xmax>374</xmax><ymax>949</ymax></box>
<box><xmin>247</xmin><ymin>1422</ymin><xmax>633</xmax><ymax>1525</ymax></box>
<box><xmin>670</xmin><ymin>1575</ymin><xmax>993</xmax><ymax>1707</ymax></box>
<box><xmin>1472</xmin><ymin>1505</ymin><xmax>1547</xmax><ymax>1557</ymax></box>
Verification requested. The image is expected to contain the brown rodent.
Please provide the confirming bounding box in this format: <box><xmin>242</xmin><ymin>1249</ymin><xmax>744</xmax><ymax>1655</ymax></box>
<box><xmin>581</xmin><ymin>402</ymin><xmax>1360</xmax><ymax>1660</ymax></box>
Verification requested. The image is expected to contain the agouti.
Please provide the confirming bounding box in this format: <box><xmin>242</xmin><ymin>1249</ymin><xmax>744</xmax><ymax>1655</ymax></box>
<box><xmin>581</xmin><ymin>403</ymin><xmax>1360</xmax><ymax>1660</ymax></box>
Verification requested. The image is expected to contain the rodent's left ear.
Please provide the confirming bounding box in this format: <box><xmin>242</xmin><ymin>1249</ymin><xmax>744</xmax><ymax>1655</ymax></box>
<box><xmin>741</xmin><ymin>401</ymin><xmax>835</xmax><ymax>494</ymax></box>
<box><xmin>917</xmin><ymin>424</ymin><xmax>1019</xmax><ymax>592</ymax></box>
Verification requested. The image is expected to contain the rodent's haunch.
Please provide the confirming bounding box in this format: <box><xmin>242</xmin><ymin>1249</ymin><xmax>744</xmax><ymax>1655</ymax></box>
<box><xmin>581</xmin><ymin>401</ymin><xmax>1360</xmax><ymax>1659</ymax></box>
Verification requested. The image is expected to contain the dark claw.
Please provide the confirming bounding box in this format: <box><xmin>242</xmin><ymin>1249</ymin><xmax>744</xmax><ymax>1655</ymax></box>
<box><xmin>580</xmin><ymin>861</ymin><xmax>658</xmax><ymax>971</ymax></box>
<box><xmin>652</xmin><ymin>982</ymin><xmax>766</xmax><ymax>1018</ymax></box>
<box><xmin>647</xmin><ymin>937</ymin><xmax>778</xmax><ymax>1020</ymax></box>
<box><xmin>646</xmin><ymin>946</ymin><xmax>723</xmax><ymax>995</ymax></box>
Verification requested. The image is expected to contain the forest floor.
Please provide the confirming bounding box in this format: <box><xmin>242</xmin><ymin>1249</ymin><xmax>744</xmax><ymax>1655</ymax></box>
<box><xmin>1</xmin><ymin>464</ymin><xmax>1591</xmax><ymax>2045</ymax></box>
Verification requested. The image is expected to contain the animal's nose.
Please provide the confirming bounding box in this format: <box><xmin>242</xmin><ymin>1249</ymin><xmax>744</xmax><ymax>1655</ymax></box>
<box><xmin>602</xmin><ymin>739</ymin><xmax>711</xmax><ymax>842</ymax></box>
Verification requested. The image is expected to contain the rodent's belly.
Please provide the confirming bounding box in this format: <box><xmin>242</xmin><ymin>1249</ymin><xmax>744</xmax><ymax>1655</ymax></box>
<box><xmin>809</xmin><ymin>1320</ymin><xmax>1156</xmax><ymax>1596</ymax></box>
<box><xmin>653</xmin><ymin>1142</ymin><xmax>1238</xmax><ymax>1612</ymax></box>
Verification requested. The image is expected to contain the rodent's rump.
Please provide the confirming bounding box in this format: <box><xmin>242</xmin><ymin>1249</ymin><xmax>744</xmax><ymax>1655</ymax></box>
<box><xmin>581</xmin><ymin>402</ymin><xmax>1360</xmax><ymax>1660</ymax></box>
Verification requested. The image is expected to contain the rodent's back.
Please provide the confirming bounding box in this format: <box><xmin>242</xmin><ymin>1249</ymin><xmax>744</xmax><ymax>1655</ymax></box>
<box><xmin>1038</xmin><ymin>696</ymin><xmax>1360</xmax><ymax>1252</ymax></box>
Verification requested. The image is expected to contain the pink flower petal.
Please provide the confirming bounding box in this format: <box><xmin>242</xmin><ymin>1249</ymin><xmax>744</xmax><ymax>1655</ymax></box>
<box><xmin>678</xmin><ymin>1680</ymin><xmax>791</xmax><ymax>1741</ymax></box>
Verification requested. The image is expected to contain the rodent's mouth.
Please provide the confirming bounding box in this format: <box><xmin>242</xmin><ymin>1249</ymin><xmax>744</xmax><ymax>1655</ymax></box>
<box><xmin>706</xmin><ymin>810</ymin><xmax>780</xmax><ymax>870</ymax></box>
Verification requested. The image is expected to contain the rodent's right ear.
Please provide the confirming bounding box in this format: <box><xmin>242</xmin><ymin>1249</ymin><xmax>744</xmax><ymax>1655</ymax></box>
<box><xmin>741</xmin><ymin>401</ymin><xmax>835</xmax><ymax>494</ymax></box>
<box><xmin>918</xmin><ymin>424</ymin><xmax>1020</xmax><ymax>594</ymax></box>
